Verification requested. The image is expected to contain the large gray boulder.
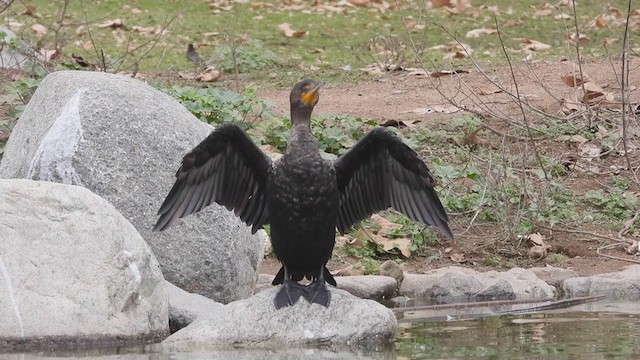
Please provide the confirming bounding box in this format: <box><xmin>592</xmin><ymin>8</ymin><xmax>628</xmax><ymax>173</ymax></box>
<box><xmin>561</xmin><ymin>265</ymin><xmax>640</xmax><ymax>300</ymax></box>
<box><xmin>163</xmin><ymin>288</ymin><xmax>396</xmax><ymax>349</ymax></box>
<box><xmin>0</xmin><ymin>179</ymin><xmax>168</xmax><ymax>349</ymax></box>
<box><xmin>0</xmin><ymin>70</ymin><xmax>263</xmax><ymax>303</ymax></box>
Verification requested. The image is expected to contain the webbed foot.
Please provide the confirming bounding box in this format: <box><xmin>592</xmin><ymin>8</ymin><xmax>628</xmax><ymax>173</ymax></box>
<box><xmin>274</xmin><ymin>279</ymin><xmax>306</xmax><ymax>309</ymax></box>
<box><xmin>304</xmin><ymin>281</ymin><xmax>331</xmax><ymax>307</ymax></box>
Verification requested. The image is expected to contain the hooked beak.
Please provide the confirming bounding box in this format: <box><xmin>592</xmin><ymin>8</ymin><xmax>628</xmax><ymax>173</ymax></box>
<box><xmin>301</xmin><ymin>82</ymin><xmax>322</xmax><ymax>106</ymax></box>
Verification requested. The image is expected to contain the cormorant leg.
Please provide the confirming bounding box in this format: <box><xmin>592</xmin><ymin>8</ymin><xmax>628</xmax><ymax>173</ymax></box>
<box><xmin>274</xmin><ymin>266</ymin><xmax>305</xmax><ymax>309</ymax></box>
<box><xmin>305</xmin><ymin>265</ymin><xmax>331</xmax><ymax>307</ymax></box>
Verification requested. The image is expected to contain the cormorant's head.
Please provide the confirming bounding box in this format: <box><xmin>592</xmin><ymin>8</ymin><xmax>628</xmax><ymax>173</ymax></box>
<box><xmin>290</xmin><ymin>79</ymin><xmax>321</xmax><ymax>110</ymax></box>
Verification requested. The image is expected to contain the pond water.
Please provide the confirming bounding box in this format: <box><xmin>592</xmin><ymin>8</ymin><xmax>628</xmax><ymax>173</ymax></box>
<box><xmin>3</xmin><ymin>301</ymin><xmax>640</xmax><ymax>360</ymax></box>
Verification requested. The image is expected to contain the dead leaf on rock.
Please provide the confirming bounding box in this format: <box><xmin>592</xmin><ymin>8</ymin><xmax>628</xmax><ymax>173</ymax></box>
<box><xmin>465</xmin><ymin>27</ymin><xmax>497</xmax><ymax>38</ymax></box>
<box><xmin>196</xmin><ymin>68</ymin><xmax>223</xmax><ymax>83</ymax></box>
<box><xmin>31</xmin><ymin>23</ymin><xmax>47</xmax><ymax>35</ymax></box>
<box><xmin>278</xmin><ymin>23</ymin><xmax>307</xmax><ymax>38</ymax></box>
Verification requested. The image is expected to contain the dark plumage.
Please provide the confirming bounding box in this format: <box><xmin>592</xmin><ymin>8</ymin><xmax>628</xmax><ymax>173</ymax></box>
<box><xmin>154</xmin><ymin>79</ymin><xmax>453</xmax><ymax>309</ymax></box>
<box><xmin>186</xmin><ymin>43</ymin><xmax>202</xmax><ymax>65</ymax></box>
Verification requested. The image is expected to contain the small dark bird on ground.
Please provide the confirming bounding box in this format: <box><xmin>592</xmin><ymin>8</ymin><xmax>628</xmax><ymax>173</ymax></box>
<box><xmin>154</xmin><ymin>79</ymin><xmax>453</xmax><ymax>309</ymax></box>
<box><xmin>186</xmin><ymin>43</ymin><xmax>202</xmax><ymax>65</ymax></box>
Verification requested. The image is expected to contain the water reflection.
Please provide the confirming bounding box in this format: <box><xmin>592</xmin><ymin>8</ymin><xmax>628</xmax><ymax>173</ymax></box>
<box><xmin>4</xmin><ymin>302</ymin><xmax>640</xmax><ymax>360</ymax></box>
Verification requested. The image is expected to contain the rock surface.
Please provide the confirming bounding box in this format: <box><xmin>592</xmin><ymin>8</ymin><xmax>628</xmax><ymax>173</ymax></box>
<box><xmin>561</xmin><ymin>265</ymin><xmax>640</xmax><ymax>300</ymax></box>
<box><xmin>167</xmin><ymin>282</ymin><xmax>223</xmax><ymax>333</ymax></box>
<box><xmin>0</xmin><ymin>70</ymin><xmax>263</xmax><ymax>303</ymax></box>
<box><xmin>0</xmin><ymin>27</ymin><xmax>28</xmax><ymax>69</ymax></box>
<box><xmin>163</xmin><ymin>288</ymin><xmax>396</xmax><ymax>349</ymax></box>
<box><xmin>530</xmin><ymin>266</ymin><xmax>579</xmax><ymax>287</ymax></box>
<box><xmin>0</xmin><ymin>179</ymin><xmax>168</xmax><ymax>350</ymax></box>
<box><xmin>400</xmin><ymin>266</ymin><xmax>554</xmax><ymax>302</ymax></box>
<box><xmin>336</xmin><ymin>275</ymin><xmax>397</xmax><ymax>300</ymax></box>
<box><xmin>379</xmin><ymin>260</ymin><xmax>403</xmax><ymax>285</ymax></box>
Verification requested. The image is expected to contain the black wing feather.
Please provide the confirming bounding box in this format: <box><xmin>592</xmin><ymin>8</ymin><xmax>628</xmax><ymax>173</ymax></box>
<box><xmin>154</xmin><ymin>123</ymin><xmax>272</xmax><ymax>233</ymax></box>
<box><xmin>334</xmin><ymin>127</ymin><xmax>453</xmax><ymax>239</ymax></box>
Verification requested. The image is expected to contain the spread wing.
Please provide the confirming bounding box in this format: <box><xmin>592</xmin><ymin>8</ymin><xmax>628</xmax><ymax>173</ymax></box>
<box><xmin>333</xmin><ymin>127</ymin><xmax>453</xmax><ymax>239</ymax></box>
<box><xmin>154</xmin><ymin>123</ymin><xmax>272</xmax><ymax>233</ymax></box>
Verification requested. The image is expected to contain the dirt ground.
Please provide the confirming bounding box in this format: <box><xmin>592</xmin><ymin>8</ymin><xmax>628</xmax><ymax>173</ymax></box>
<box><xmin>257</xmin><ymin>57</ymin><xmax>640</xmax><ymax>278</ymax></box>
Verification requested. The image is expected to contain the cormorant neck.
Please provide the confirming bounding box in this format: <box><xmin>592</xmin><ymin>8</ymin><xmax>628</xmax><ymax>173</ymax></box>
<box><xmin>290</xmin><ymin>105</ymin><xmax>313</xmax><ymax>127</ymax></box>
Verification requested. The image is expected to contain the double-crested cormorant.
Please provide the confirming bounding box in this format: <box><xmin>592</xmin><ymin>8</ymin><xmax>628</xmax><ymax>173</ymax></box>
<box><xmin>154</xmin><ymin>79</ymin><xmax>453</xmax><ymax>309</ymax></box>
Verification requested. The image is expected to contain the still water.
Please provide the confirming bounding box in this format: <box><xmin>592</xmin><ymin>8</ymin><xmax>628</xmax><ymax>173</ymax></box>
<box><xmin>3</xmin><ymin>302</ymin><xmax>640</xmax><ymax>360</ymax></box>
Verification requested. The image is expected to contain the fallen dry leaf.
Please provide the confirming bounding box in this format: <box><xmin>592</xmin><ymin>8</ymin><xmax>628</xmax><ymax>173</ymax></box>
<box><xmin>401</xmin><ymin>105</ymin><xmax>460</xmax><ymax>115</ymax></box>
<box><xmin>533</xmin><ymin>9</ymin><xmax>552</xmax><ymax>17</ymax></box>
<box><xmin>529</xmin><ymin>232</ymin><xmax>545</xmax><ymax>246</ymax></box>
<box><xmin>465</xmin><ymin>27</ymin><xmax>497</xmax><ymax>38</ymax></box>
<box><xmin>430</xmin><ymin>69</ymin><xmax>469</xmax><ymax>78</ymax></box>
<box><xmin>196</xmin><ymin>67</ymin><xmax>223</xmax><ymax>82</ymax></box>
<box><xmin>603</xmin><ymin>38</ymin><xmax>618</xmax><ymax>46</ymax></box>
<box><xmin>557</xmin><ymin>134</ymin><xmax>588</xmax><ymax>145</ymax></box>
<box><xmin>131</xmin><ymin>25</ymin><xmax>169</xmax><ymax>35</ymax></box>
<box><xmin>348</xmin><ymin>0</ymin><xmax>370</xmax><ymax>6</ymax></box>
<box><xmin>23</xmin><ymin>5</ymin><xmax>41</xmax><ymax>18</ymax></box>
<box><xmin>595</xmin><ymin>16</ymin><xmax>606</xmax><ymax>28</ymax></box>
<box><xmin>561</xmin><ymin>74</ymin><xmax>592</xmax><ymax>87</ymax></box>
<box><xmin>97</xmin><ymin>19</ymin><xmax>124</xmax><ymax>29</ymax></box>
<box><xmin>568</xmin><ymin>33</ymin><xmax>590</xmax><ymax>45</ymax></box>
<box><xmin>354</xmin><ymin>228</ymin><xmax>412</xmax><ymax>257</ymax></box>
<box><xmin>380</xmin><ymin>119</ymin><xmax>422</xmax><ymax>128</ymax></box>
<box><xmin>554</xmin><ymin>13</ymin><xmax>572</xmax><ymax>20</ymax></box>
<box><xmin>450</xmin><ymin>253</ymin><xmax>465</xmax><ymax>263</ymax></box>
<box><xmin>463</xmin><ymin>127</ymin><xmax>492</xmax><ymax>147</ymax></box>
<box><xmin>473</xmin><ymin>84</ymin><xmax>502</xmax><ymax>95</ymax></box>
<box><xmin>31</xmin><ymin>23</ymin><xmax>47</xmax><ymax>35</ymax></box>
<box><xmin>371</xmin><ymin>214</ymin><xmax>402</xmax><ymax>235</ymax></box>
<box><xmin>278</xmin><ymin>23</ymin><xmax>306</xmax><ymax>38</ymax></box>
<box><xmin>432</xmin><ymin>0</ymin><xmax>452</xmax><ymax>8</ymax></box>
<box><xmin>38</xmin><ymin>48</ymin><xmax>59</xmax><ymax>62</ymax></box>
<box><xmin>130</xmin><ymin>7</ymin><xmax>143</xmax><ymax>14</ymax></box>
<box><xmin>522</xmin><ymin>39</ymin><xmax>552</xmax><ymax>52</ymax></box>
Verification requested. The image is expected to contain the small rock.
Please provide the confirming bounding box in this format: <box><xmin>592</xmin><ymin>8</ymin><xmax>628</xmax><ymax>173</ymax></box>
<box><xmin>336</xmin><ymin>275</ymin><xmax>397</xmax><ymax>300</ymax></box>
<box><xmin>430</xmin><ymin>270</ymin><xmax>485</xmax><ymax>303</ymax></box>
<box><xmin>167</xmin><ymin>282</ymin><xmax>223</xmax><ymax>333</ymax></box>
<box><xmin>561</xmin><ymin>265</ymin><xmax>640</xmax><ymax>300</ymax></box>
<box><xmin>399</xmin><ymin>266</ymin><xmax>555</xmax><ymax>302</ymax></box>
<box><xmin>163</xmin><ymin>288</ymin><xmax>396</xmax><ymax>348</ymax></box>
<box><xmin>379</xmin><ymin>260</ymin><xmax>404</xmax><ymax>285</ymax></box>
<box><xmin>399</xmin><ymin>273</ymin><xmax>440</xmax><ymax>297</ymax></box>
<box><xmin>530</xmin><ymin>266</ymin><xmax>579</xmax><ymax>287</ymax></box>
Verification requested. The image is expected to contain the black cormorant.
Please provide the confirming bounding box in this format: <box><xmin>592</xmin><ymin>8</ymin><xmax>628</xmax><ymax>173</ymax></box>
<box><xmin>154</xmin><ymin>79</ymin><xmax>453</xmax><ymax>309</ymax></box>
